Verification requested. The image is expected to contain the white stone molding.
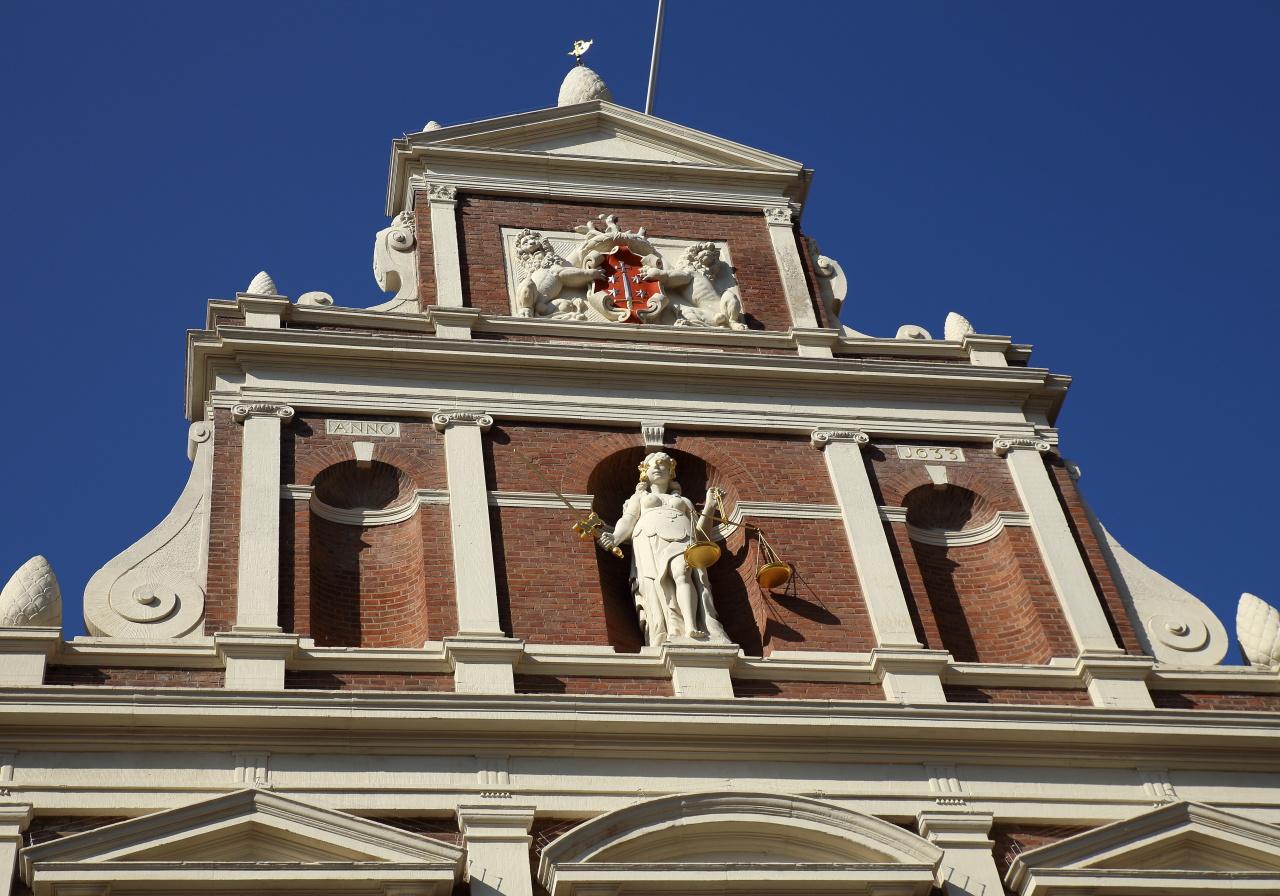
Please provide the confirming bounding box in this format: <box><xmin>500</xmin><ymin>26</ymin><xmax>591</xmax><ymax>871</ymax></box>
<box><xmin>0</xmin><ymin>556</ymin><xmax>61</xmax><ymax>629</ymax></box>
<box><xmin>475</xmin><ymin>753</ymin><xmax>512</xmax><ymax>796</ymax></box>
<box><xmin>429</xmin><ymin>304</ymin><xmax>484</xmax><ymax>339</ymax></box>
<box><xmin>792</xmin><ymin>326</ymin><xmax>840</xmax><ymax>358</ymax></box>
<box><xmin>214</xmin><ymin>631</ymin><xmax>299</xmax><ymax>690</ymax></box>
<box><xmin>287</xmin><ymin>485</ymin><xmax>452</xmax><ymax>526</ymax></box>
<box><xmin>880</xmin><ymin>507</ymin><xmax>1033</xmax><ymax>548</ymax></box>
<box><xmin>661</xmin><ymin>639</ymin><xmax>740</xmax><ymax>699</ymax></box>
<box><xmin>370</xmin><ymin>210</ymin><xmax>421</xmax><ymax>314</ymax></box>
<box><xmin>1238</xmin><ymin>593</ymin><xmax>1280</xmax><ymax>668</ymax></box>
<box><xmin>236</xmin><ymin>293</ymin><xmax>289</xmax><ymax>328</ymax></box>
<box><xmin>84</xmin><ymin>422</ymin><xmax>212</xmax><ymax>640</ymax></box>
<box><xmin>444</xmin><ymin>635</ymin><xmax>525</xmax><ymax>695</ymax></box>
<box><xmin>0</xmin><ymin>802</ymin><xmax>33</xmax><ymax>896</ymax></box>
<box><xmin>1075</xmin><ymin>653</ymin><xmax>1155</xmax><ymax>710</ymax></box>
<box><xmin>961</xmin><ymin>334</ymin><xmax>1012</xmax><ymax>368</ymax></box>
<box><xmin>1137</xmin><ymin>767</ymin><xmax>1177</xmax><ymax>805</ymax></box>
<box><xmin>812</xmin><ymin>429</ymin><xmax>923</xmax><ymax>652</ymax></box>
<box><xmin>1068</xmin><ymin>462</ymin><xmax>1228</xmax><ymax>667</ymax></box>
<box><xmin>993</xmin><ymin>435</ymin><xmax>1122</xmax><ymax>655</ymax></box>
<box><xmin>457</xmin><ymin>804</ymin><xmax>536</xmax><ymax>896</ymax></box>
<box><xmin>926</xmin><ymin>764</ymin><xmax>967</xmax><ymax>806</ymax></box>
<box><xmin>19</xmin><ymin>788</ymin><xmax>464</xmax><ymax>896</ymax></box>
<box><xmin>233</xmin><ymin>750</ymin><xmax>270</xmax><ymax>788</ymax></box>
<box><xmin>640</xmin><ymin>420</ymin><xmax>664</xmax><ymax>447</ymax></box>
<box><xmin>1006</xmin><ymin>801</ymin><xmax>1280</xmax><ymax>896</ymax></box>
<box><xmin>763</xmin><ymin>205</ymin><xmax>821</xmax><ymax>330</ymax></box>
<box><xmin>538</xmin><ymin>791</ymin><xmax>942</xmax><ymax>896</ymax></box>
<box><xmin>917</xmin><ymin>811</ymin><xmax>1003</xmax><ymax>896</ymax></box>
<box><xmin>0</xmin><ymin>628</ymin><xmax>60</xmax><ymax>687</ymax></box>
<box><xmin>427</xmin><ymin>182</ymin><xmax>465</xmax><ymax>308</ymax></box>
<box><xmin>233</xmin><ymin>405</ymin><xmax>293</xmax><ymax>634</ymax></box>
<box><xmin>488</xmin><ymin>491</ymin><xmax>592</xmax><ymax>511</ymax></box>
<box><xmin>871</xmin><ymin>648</ymin><xmax>950</xmax><ymax>704</ymax></box>
<box><xmin>434</xmin><ymin>410</ymin><xmax>503</xmax><ymax>639</ymax></box>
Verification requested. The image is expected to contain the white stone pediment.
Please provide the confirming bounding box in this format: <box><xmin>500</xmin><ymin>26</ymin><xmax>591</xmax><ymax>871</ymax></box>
<box><xmin>417</xmin><ymin>102</ymin><xmax>803</xmax><ymax>172</ymax></box>
<box><xmin>538</xmin><ymin>791</ymin><xmax>940</xmax><ymax>895</ymax></box>
<box><xmin>20</xmin><ymin>788</ymin><xmax>463</xmax><ymax>895</ymax></box>
<box><xmin>1007</xmin><ymin>801</ymin><xmax>1280</xmax><ymax>895</ymax></box>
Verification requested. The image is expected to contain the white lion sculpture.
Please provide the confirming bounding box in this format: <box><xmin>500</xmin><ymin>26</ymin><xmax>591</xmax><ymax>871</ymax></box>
<box><xmin>640</xmin><ymin>241</ymin><xmax>746</xmax><ymax>330</ymax></box>
<box><xmin>513</xmin><ymin>229</ymin><xmax>605</xmax><ymax>320</ymax></box>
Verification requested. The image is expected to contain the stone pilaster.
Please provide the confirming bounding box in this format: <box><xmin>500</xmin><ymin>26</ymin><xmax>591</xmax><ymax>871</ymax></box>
<box><xmin>232</xmin><ymin>402</ymin><xmax>294</xmax><ymax>633</ymax></box>
<box><xmin>0</xmin><ymin>629</ymin><xmax>60</xmax><ymax>686</ymax></box>
<box><xmin>457</xmin><ymin>805</ymin><xmax>536</xmax><ymax>896</ymax></box>
<box><xmin>426</xmin><ymin>183</ymin><xmax>465</xmax><ymax>307</ymax></box>
<box><xmin>662</xmin><ymin>639</ymin><xmax>739</xmax><ymax>699</ymax></box>
<box><xmin>763</xmin><ymin>206</ymin><xmax>820</xmax><ymax>329</ymax></box>
<box><xmin>917</xmin><ymin>811</ymin><xmax>1004</xmax><ymax>896</ymax></box>
<box><xmin>0</xmin><ymin>803</ymin><xmax>32</xmax><ymax>896</ymax></box>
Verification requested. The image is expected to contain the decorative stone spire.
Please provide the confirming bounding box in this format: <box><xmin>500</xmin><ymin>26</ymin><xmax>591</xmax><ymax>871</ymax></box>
<box><xmin>558</xmin><ymin>65</ymin><xmax>612</xmax><ymax>105</ymax></box>
<box><xmin>246</xmin><ymin>271</ymin><xmax>278</xmax><ymax>295</ymax></box>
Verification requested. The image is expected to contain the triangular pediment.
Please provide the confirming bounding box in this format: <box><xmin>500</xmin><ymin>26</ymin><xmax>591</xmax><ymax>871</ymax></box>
<box><xmin>1008</xmin><ymin>802</ymin><xmax>1280</xmax><ymax>895</ymax></box>
<box><xmin>21</xmin><ymin>789</ymin><xmax>463</xmax><ymax>895</ymax></box>
<box><xmin>408</xmin><ymin>101</ymin><xmax>804</xmax><ymax>172</ymax></box>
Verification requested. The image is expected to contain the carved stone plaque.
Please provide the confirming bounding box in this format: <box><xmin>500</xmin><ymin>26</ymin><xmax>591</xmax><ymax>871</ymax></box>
<box><xmin>896</xmin><ymin>445</ymin><xmax>965</xmax><ymax>462</ymax></box>
<box><xmin>326</xmin><ymin>420</ymin><xmax>401</xmax><ymax>438</ymax></box>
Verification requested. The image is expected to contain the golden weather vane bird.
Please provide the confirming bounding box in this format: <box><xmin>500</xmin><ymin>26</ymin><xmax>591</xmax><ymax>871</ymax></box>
<box><xmin>568</xmin><ymin>39</ymin><xmax>593</xmax><ymax>65</ymax></box>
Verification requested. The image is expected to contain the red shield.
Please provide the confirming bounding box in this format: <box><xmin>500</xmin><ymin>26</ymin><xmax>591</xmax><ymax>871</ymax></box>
<box><xmin>597</xmin><ymin>247</ymin><xmax>662</xmax><ymax>324</ymax></box>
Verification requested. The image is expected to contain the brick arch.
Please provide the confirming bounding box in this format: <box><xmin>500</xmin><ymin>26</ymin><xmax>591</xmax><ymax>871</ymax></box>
<box><xmin>876</xmin><ymin>462</ymin><xmax>1015</xmax><ymax>511</ymax></box>
<box><xmin>293</xmin><ymin>442</ymin><xmax>439</xmax><ymax>491</ymax></box>
<box><xmin>560</xmin><ymin>431</ymin><xmax>646</xmax><ymax>494</ymax></box>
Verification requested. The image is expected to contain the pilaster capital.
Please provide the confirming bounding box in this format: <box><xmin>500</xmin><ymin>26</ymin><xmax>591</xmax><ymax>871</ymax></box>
<box><xmin>432</xmin><ymin>410</ymin><xmax>493</xmax><ymax>433</ymax></box>
<box><xmin>811</xmin><ymin>428</ymin><xmax>870</xmax><ymax>450</ymax></box>
<box><xmin>426</xmin><ymin>182</ymin><xmax>458</xmax><ymax>203</ymax></box>
<box><xmin>231</xmin><ymin>403</ymin><xmax>295</xmax><ymax>424</ymax></box>
<box><xmin>916</xmin><ymin>810</ymin><xmax>995</xmax><ymax>847</ymax></box>
<box><xmin>442</xmin><ymin>634</ymin><xmax>524</xmax><ymax>665</ymax></box>
<box><xmin>763</xmin><ymin>205</ymin><xmax>795</xmax><ymax>225</ymax></box>
<box><xmin>992</xmin><ymin>435</ymin><xmax>1051</xmax><ymax>457</ymax></box>
<box><xmin>456</xmin><ymin>804</ymin><xmax>536</xmax><ymax>841</ymax></box>
<box><xmin>660</xmin><ymin>638</ymin><xmax>740</xmax><ymax>672</ymax></box>
<box><xmin>0</xmin><ymin>803</ymin><xmax>34</xmax><ymax>837</ymax></box>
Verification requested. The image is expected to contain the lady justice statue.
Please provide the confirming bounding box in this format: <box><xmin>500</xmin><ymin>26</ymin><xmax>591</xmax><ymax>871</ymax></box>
<box><xmin>597</xmin><ymin>452</ymin><xmax>731</xmax><ymax>646</ymax></box>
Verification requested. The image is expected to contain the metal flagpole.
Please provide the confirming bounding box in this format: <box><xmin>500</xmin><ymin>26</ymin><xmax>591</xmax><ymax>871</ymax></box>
<box><xmin>644</xmin><ymin>0</ymin><xmax>667</xmax><ymax>115</ymax></box>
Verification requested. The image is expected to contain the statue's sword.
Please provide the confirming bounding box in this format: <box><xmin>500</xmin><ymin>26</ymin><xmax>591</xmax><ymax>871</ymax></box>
<box><xmin>510</xmin><ymin>447</ymin><xmax>624</xmax><ymax>557</ymax></box>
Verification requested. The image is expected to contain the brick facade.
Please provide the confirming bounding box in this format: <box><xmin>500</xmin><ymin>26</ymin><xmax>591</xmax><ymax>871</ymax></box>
<box><xmin>283</xmin><ymin>670</ymin><xmax>454</xmax><ymax>691</ymax></box>
<box><xmin>943</xmin><ymin>685</ymin><xmax>1092</xmax><ymax>707</ymax></box>
<box><xmin>1150</xmin><ymin>690</ymin><xmax>1280</xmax><ymax>711</ymax></box>
<box><xmin>43</xmin><ymin>666</ymin><xmax>225</xmax><ymax>688</ymax></box>
<box><xmin>731</xmin><ymin>679</ymin><xmax>886</xmax><ymax>700</ymax></box>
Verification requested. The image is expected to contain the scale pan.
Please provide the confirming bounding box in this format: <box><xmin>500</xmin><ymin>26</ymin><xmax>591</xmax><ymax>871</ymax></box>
<box><xmin>756</xmin><ymin>561</ymin><xmax>792</xmax><ymax>590</ymax></box>
<box><xmin>684</xmin><ymin>541</ymin><xmax>722</xmax><ymax>569</ymax></box>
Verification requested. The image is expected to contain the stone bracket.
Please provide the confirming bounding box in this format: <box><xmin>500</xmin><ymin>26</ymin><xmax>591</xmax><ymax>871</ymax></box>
<box><xmin>0</xmin><ymin>628</ymin><xmax>61</xmax><ymax>687</ymax></box>
<box><xmin>661</xmin><ymin>639</ymin><xmax>740</xmax><ymax>699</ymax></box>
<box><xmin>445</xmin><ymin>636</ymin><xmax>525</xmax><ymax>695</ymax></box>
<box><xmin>215</xmin><ymin>631</ymin><xmax>301</xmax><ymax>691</ymax></box>
<box><xmin>1075</xmin><ymin>652</ymin><xmax>1155</xmax><ymax>709</ymax></box>
<box><xmin>871</xmin><ymin>648</ymin><xmax>950</xmax><ymax>704</ymax></box>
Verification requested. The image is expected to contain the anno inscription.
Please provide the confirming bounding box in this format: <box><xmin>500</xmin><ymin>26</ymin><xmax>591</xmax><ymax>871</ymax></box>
<box><xmin>896</xmin><ymin>445</ymin><xmax>965</xmax><ymax>462</ymax></box>
<box><xmin>326</xmin><ymin>420</ymin><xmax>401</xmax><ymax>438</ymax></box>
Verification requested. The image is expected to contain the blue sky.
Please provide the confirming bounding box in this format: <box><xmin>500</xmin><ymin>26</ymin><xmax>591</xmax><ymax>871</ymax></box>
<box><xmin>1</xmin><ymin>2</ymin><xmax>1276</xmax><ymax>657</ymax></box>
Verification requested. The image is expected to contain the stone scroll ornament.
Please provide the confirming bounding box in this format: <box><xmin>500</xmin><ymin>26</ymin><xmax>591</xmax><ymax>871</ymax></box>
<box><xmin>82</xmin><ymin>422</ymin><xmax>213</xmax><ymax>639</ymax></box>
<box><xmin>370</xmin><ymin>210</ymin><xmax>420</xmax><ymax>313</ymax></box>
<box><xmin>596</xmin><ymin>451</ymin><xmax>732</xmax><ymax>647</ymax></box>
<box><xmin>513</xmin><ymin>214</ymin><xmax>747</xmax><ymax>329</ymax></box>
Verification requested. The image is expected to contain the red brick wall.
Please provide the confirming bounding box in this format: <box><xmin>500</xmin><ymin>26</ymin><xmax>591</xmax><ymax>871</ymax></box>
<box><xmin>991</xmin><ymin>824</ymin><xmax>1090</xmax><ymax>877</ymax></box>
<box><xmin>454</xmin><ymin>195</ymin><xmax>814</xmax><ymax>331</ymax></box>
<box><xmin>280</xmin><ymin>415</ymin><xmax>454</xmax><ymax>646</ymax></box>
<box><xmin>1150</xmin><ymin>690</ymin><xmax>1280</xmax><ymax>711</ymax></box>
<box><xmin>412</xmin><ymin>192</ymin><xmax>437</xmax><ymax>306</ymax></box>
<box><xmin>43</xmin><ymin>666</ymin><xmax>225</xmax><ymax>688</ymax></box>
<box><xmin>732</xmin><ymin>679</ymin><xmax>885</xmax><ymax>700</ymax></box>
<box><xmin>1047</xmin><ymin>459</ymin><xmax>1143</xmax><ymax>654</ymax></box>
<box><xmin>284</xmin><ymin>671</ymin><xmax>453</xmax><ymax>691</ymax></box>
<box><xmin>205</xmin><ymin>409</ymin><xmax>242</xmax><ymax>633</ymax></box>
<box><xmin>944</xmin><ymin>685</ymin><xmax>1091</xmax><ymax>706</ymax></box>
<box><xmin>513</xmin><ymin>674</ymin><xmax>671</xmax><ymax>696</ymax></box>
<box><xmin>488</xmin><ymin>422</ymin><xmax>868</xmax><ymax>655</ymax></box>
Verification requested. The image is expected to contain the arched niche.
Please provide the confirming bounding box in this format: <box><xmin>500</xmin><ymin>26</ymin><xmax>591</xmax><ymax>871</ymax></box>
<box><xmin>587</xmin><ymin>446</ymin><xmax>759</xmax><ymax>653</ymax></box>
<box><xmin>306</xmin><ymin>460</ymin><xmax>429</xmax><ymax>648</ymax></box>
<box><xmin>538</xmin><ymin>791</ymin><xmax>941</xmax><ymax>895</ymax></box>
<box><xmin>902</xmin><ymin>483</ymin><xmax>1059</xmax><ymax>664</ymax></box>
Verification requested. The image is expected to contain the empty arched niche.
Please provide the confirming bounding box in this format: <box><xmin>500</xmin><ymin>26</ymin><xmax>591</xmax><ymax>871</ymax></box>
<box><xmin>587</xmin><ymin>446</ymin><xmax>758</xmax><ymax>654</ymax></box>
<box><xmin>902</xmin><ymin>483</ymin><xmax>1064</xmax><ymax>664</ymax></box>
<box><xmin>307</xmin><ymin>460</ymin><xmax>428</xmax><ymax>648</ymax></box>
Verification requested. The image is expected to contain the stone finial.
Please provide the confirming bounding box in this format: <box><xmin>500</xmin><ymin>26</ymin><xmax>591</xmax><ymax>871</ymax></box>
<box><xmin>423</xmin><ymin>120</ymin><xmax>442</xmax><ymax>131</ymax></box>
<box><xmin>1238</xmin><ymin>593</ymin><xmax>1280</xmax><ymax>667</ymax></box>
<box><xmin>896</xmin><ymin>324</ymin><xmax>932</xmax><ymax>340</ymax></box>
<box><xmin>297</xmin><ymin>291</ymin><xmax>334</xmax><ymax>307</ymax></box>
<box><xmin>0</xmin><ymin>555</ymin><xmax>61</xmax><ymax>628</ymax></box>
<box><xmin>558</xmin><ymin>65</ymin><xmax>613</xmax><ymax>106</ymax></box>
<box><xmin>944</xmin><ymin>311</ymin><xmax>975</xmax><ymax>342</ymax></box>
<box><xmin>246</xmin><ymin>271</ymin><xmax>278</xmax><ymax>296</ymax></box>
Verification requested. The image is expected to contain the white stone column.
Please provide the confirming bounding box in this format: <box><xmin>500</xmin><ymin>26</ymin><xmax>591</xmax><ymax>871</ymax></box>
<box><xmin>232</xmin><ymin>402</ymin><xmax>294</xmax><ymax>633</ymax></box>
<box><xmin>812</xmin><ymin>429</ymin><xmax>923</xmax><ymax>650</ymax></box>
<box><xmin>435</xmin><ymin>411</ymin><xmax>522</xmax><ymax>694</ymax></box>
<box><xmin>917</xmin><ymin>811</ymin><xmax>1004</xmax><ymax>896</ymax></box>
<box><xmin>993</xmin><ymin>437</ymin><xmax>1120</xmax><ymax>655</ymax></box>
<box><xmin>764</xmin><ymin>206</ymin><xmax>820</xmax><ymax>329</ymax></box>
<box><xmin>427</xmin><ymin>183</ymin><xmax>465</xmax><ymax>307</ymax></box>
<box><xmin>0</xmin><ymin>803</ymin><xmax>32</xmax><ymax>896</ymax></box>
<box><xmin>457</xmin><ymin>805</ymin><xmax>536</xmax><ymax>896</ymax></box>
<box><xmin>813</xmin><ymin>429</ymin><xmax>948</xmax><ymax>703</ymax></box>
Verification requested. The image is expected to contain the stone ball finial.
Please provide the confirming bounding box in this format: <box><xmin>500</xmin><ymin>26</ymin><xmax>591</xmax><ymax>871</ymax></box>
<box><xmin>423</xmin><ymin>120</ymin><xmax>442</xmax><ymax>131</ymax></box>
<box><xmin>558</xmin><ymin>65</ymin><xmax>613</xmax><ymax>106</ymax></box>
<box><xmin>944</xmin><ymin>311</ymin><xmax>975</xmax><ymax>342</ymax></box>
<box><xmin>0</xmin><ymin>555</ymin><xmax>62</xmax><ymax>628</ymax></box>
<box><xmin>246</xmin><ymin>271</ymin><xmax>278</xmax><ymax>296</ymax></box>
